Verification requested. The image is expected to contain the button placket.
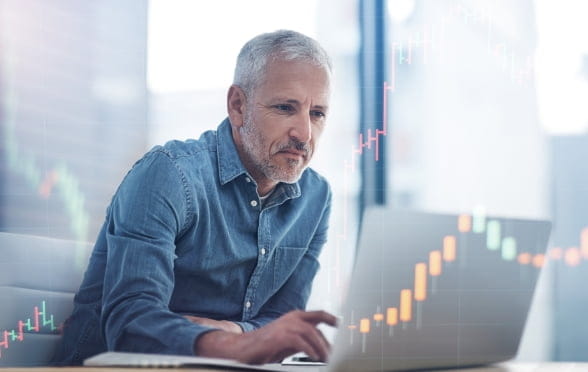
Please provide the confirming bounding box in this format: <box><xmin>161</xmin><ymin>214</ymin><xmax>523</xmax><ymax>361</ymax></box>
<box><xmin>241</xmin><ymin>205</ymin><xmax>270</xmax><ymax>320</ymax></box>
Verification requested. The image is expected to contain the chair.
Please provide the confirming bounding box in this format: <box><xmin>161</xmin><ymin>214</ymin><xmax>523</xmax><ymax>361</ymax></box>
<box><xmin>0</xmin><ymin>232</ymin><xmax>92</xmax><ymax>366</ymax></box>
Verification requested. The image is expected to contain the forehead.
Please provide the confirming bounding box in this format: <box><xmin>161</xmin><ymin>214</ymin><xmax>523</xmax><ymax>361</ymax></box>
<box><xmin>254</xmin><ymin>59</ymin><xmax>331</xmax><ymax>104</ymax></box>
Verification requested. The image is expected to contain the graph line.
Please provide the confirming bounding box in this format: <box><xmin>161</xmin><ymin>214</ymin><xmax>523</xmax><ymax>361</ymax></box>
<box><xmin>0</xmin><ymin>301</ymin><xmax>59</xmax><ymax>359</ymax></box>
<box><xmin>344</xmin><ymin>213</ymin><xmax>588</xmax><ymax>352</ymax></box>
<box><xmin>331</xmin><ymin>1</ymin><xmax>538</xmax><ymax>298</ymax></box>
<box><xmin>1</xmin><ymin>38</ymin><xmax>90</xmax><ymax>268</ymax></box>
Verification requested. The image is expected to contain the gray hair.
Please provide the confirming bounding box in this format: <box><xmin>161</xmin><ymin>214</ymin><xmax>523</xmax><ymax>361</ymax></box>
<box><xmin>233</xmin><ymin>30</ymin><xmax>332</xmax><ymax>96</ymax></box>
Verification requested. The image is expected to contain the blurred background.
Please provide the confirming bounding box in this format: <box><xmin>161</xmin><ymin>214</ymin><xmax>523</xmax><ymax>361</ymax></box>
<box><xmin>1</xmin><ymin>0</ymin><xmax>587</xmax><ymax>362</ymax></box>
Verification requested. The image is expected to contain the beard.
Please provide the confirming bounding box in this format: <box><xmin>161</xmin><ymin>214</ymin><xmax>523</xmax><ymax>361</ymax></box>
<box><xmin>240</xmin><ymin>111</ymin><xmax>311</xmax><ymax>184</ymax></box>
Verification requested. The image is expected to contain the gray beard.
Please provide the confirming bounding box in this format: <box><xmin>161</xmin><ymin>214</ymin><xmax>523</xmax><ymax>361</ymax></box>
<box><xmin>240</xmin><ymin>118</ymin><xmax>304</xmax><ymax>184</ymax></box>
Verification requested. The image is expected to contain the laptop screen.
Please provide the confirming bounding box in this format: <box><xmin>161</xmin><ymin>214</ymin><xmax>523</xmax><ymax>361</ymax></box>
<box><xmin>330</xmin><ymin>208</ymin><xmax>551</xmax><ymax>372</ymax></box>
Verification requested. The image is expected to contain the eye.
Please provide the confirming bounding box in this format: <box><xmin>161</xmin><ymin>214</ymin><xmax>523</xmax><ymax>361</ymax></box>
<box><xmin>310</xmin><ymin>110</ymin><xmax>326</xmax><ymax>119</ymax></box>
<box><xmin>273</xmin><ymin>104</ymin><xmax>295</xmax><ymax>113</ymax></box>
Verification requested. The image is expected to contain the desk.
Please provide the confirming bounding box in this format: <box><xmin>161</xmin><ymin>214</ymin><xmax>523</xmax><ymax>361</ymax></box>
<box><xmin>0</xmin><ymin>363</ymin><xmax>587</xmax><ymax>371</ymax></box>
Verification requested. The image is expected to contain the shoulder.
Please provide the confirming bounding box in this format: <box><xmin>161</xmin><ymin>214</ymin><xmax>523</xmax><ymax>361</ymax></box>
<box><xmin>120</xmin><ymin>131</ymin><xmax>219</xmax><ymax>198</ymax></box>
<box><xmin>151</xmin><ymin>130</ymin><xmax>217</xmax><ymax>161</ymax></box>
<box><xmin>140</xmin><ymin>131</ymin><xmax>217</xmax><ymax>174</ymax></box>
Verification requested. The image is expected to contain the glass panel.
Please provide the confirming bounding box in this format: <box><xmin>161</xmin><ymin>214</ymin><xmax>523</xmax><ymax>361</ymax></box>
<box><xmin>385</xmin><ymin>0</ymin><xmax>588</xmax><ymax>361</ymax></box>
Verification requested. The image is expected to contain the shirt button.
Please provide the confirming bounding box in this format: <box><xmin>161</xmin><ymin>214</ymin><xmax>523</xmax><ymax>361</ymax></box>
<box><xmin>245</xmin><ymin>177</ymin><xmax>251</xmax><ymax>183</ymax></box>
<box><xmin>245</xmin><ymin>301</ymin><xmax>251</xmax><ymax>309</ymax></box>
<box><xmin>250</xmin><ymin>200</ymin><xmax>258</xmax><ymax>207</ymax></box>
<box><xmin>260</xmin><ymin>248</ymin><xmax>266</xmax><ymax>255</ymax></box>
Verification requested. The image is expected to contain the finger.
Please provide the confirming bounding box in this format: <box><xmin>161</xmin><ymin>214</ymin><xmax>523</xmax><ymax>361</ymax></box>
<box><xmin>290</xmin><ymin>333</ymin><xmax>322</xmax><ymax>362</ymax></box>
<box><xmin>297</xmin><ymin>310</ymin><xmax>338</xmax><ymax>327</ymax></box>
<box><xmin>236</xmin><ymin>325</ymin><xmax>307</xmax><ymax>364</ymax></box>
<box><xmin>299</xmin><ymin>326</ymin><xmax>330</xmax><ymax>361</ymax></box>
<box><xmin>317</xmin><ymin>328</ymin><xmax>331</xmax><ymax>354</ymax></box>
<box><xmin>255</xmin><ymin>320</ymin><xmax>322</xmax><ymax>363</ymax></box>
<box><xmin>251</xmin><ymin>335</ymin><xmax>309</xmax><ymax>365</ymax></box>
<box><xmin>269</xmin><ymin>347</ymin><xmax>300</xmax><ymax>364</ymax></box>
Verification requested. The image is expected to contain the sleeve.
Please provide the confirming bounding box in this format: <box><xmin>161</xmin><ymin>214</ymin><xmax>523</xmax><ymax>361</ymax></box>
<box><xmin>236</xmin><ymin>186</ymin><xmax>333</xmax><ymax>332</ymax></box>
<box><xmin>100</xmin><ymin>150</ymin><xmax>214</xmax><ymax>355</ymax></box>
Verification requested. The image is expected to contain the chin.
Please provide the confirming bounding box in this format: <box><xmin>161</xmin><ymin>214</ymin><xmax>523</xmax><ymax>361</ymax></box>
<box><xmin>266</xmin><ymin>162</ymin><xmax>306</xmax><ymax>184</ymax></box>
<box><xmin>280</xmin><ymin>171</ymin><xmax>304</xmax><ymax>184</ymax></box>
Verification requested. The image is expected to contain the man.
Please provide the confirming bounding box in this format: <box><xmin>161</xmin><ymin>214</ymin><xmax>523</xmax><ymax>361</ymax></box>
<box><xmin>52</xmin><ymin>30</ymin><xmax>336</xmax><ymax>365</ymax></box>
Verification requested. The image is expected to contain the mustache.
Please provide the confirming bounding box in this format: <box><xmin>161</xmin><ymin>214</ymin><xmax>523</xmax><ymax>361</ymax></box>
<box><xmin>275</xmin><ymin>139</ymin><xmax>311</xmax><ymax>156</ymax></box>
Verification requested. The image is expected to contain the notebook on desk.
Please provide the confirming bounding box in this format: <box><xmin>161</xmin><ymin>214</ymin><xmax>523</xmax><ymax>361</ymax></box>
<box><xmin>84</xmin><ymin>208</ymin><xmax>551</xmax><ymax>372</ymax></box>
<box><xmin>84</xmin><ymin>351</ymin><xmax>287</xmax><ymax>371</ymax></box>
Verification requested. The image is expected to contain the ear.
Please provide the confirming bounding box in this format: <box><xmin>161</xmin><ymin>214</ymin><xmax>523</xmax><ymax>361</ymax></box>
<box><xmin>227</xmin><ymin>85</ymin><xmax>247</xmax><ymax>128</ymax></box>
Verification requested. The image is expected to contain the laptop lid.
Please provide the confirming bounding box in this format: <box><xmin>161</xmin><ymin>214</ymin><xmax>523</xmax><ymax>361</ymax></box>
<box><xmin>329</xmin><ymin>208</ymin><xmax>551</xmax><ymax>372</ymax></box>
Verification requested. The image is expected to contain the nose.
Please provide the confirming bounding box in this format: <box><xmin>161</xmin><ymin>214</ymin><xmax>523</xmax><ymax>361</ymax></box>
<box><xmin>289</xmin><ymin>114</ymin><xmax>312</xmax><ymax>143</ymax></box>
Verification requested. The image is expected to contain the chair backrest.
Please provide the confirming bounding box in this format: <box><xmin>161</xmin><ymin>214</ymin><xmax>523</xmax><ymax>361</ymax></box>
<box><xmin>0</xmin><ymin>232</ymin><xmax>92</xmax><ymax>366</ymax></box>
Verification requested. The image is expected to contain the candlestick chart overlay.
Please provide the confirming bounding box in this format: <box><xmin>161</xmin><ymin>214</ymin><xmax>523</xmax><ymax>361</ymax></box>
<box><xmin>330</xmin><ymin>209</ymin><xmax>551</xmax><ymax>371</ymax></box>
<box><xmin>328</xmin><ymin>0</ymin><xmax>539</xmax><ymax>297</ymax></box>
<box><xmin>2</xmin><ymin>0</ymin><xmax>588</xmax><ymax>364</ymax></box>
<box><xmin>0</xmin><ymin>2</ymin><xmax>148</xmax><ymax>364</ymax></box>
<box><xmin>330</xmin><ymin>0</ymin><xmax>588</xmax><ymax>324</ymax></box>
<box><xmin>0</xmin><ymin>301</ymin><xmax>59</xmax><ymax>360</ymax></box>
<box><xmin>0</xmin><ymin>2</ymin><xmax>148</xmax><ymax>265</ymax></box>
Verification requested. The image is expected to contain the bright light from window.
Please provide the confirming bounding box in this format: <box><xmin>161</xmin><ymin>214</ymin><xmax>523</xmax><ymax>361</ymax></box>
<box><xmin>147</xmin><ymin>0</ymin><xmax>318</xmax><ymax>93</ymax></box>
<box><xmin>535</xmin><ymin>0</ymin><xmax>588</xmax><ymax>135</ymax></box>
<box><xmin>386</xmin><ymin>0</ymin><xmax>415</xmax><ymax>23</ymax></box>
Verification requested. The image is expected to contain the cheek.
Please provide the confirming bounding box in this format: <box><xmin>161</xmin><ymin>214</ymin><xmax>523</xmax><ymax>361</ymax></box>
<box><xmin>311</xmin><ymin>126</ymin><xmax>325</xmax><ymax>144</ymax></box>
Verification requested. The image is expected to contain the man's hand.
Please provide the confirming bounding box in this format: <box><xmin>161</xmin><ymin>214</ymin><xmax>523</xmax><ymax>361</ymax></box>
<box><xmin>194</xmin><ymin>310</ymin><xmax>337</xmax><ymax>365</ymax></box>
<box><xmin>184</xmin><ymin>315</ymin><xmax>243</xmax><ymax>334</ymax></box>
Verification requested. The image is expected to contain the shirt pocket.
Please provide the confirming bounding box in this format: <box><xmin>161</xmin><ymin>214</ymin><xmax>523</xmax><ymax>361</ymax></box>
<box><xmin>272</xmin><ymin>246</ymin><xmax>307</xmax><ymax>291</ymax></box>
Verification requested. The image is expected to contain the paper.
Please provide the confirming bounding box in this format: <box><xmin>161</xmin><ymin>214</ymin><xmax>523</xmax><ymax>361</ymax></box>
<box><xmin>84</xmin><ymin>351</ymin><xmax>290</xmax><ymax>371</ymax></box>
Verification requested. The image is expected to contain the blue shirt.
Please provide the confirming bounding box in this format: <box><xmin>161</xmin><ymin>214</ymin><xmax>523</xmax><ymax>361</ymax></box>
<box><xmin>52</xmin><ymin>118</ymin><xmax>332</xmax><ymax>365</ymax></box>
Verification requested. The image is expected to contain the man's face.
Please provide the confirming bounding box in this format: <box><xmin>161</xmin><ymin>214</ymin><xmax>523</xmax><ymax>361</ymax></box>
<box><xmin>235</xmin><ymin>59</ymin><xmax>331</xmax><ymax>191</ymax></box>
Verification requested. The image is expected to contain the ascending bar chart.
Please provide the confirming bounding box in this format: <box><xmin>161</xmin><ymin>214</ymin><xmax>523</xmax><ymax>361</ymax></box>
<box><xmin>0</xmin><ymin>301</ymin><xmax>58</xmax><ymax>360</ymax></box>
<box><xmin>331</xmin><ymin>209</ymin><xmax>551</xmax><ymax>372</ymax></box>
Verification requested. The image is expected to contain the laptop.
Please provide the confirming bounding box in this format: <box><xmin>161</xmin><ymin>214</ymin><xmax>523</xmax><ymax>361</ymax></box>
<box><xmin>85</xmin><ymin>208</ymin><xmax>551</xmax><ymax>371</ymax></box>
<box><xmin>325</xmin><ymin>208</ymin><xmax>551</xmax><ymax>372</ymax></box>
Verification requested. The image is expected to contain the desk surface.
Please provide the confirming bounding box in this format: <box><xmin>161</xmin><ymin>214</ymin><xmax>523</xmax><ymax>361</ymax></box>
<box><xmin>1</xmin><ymin>363</ymin><xmax>588</xmax><ymax>371</ymax></box>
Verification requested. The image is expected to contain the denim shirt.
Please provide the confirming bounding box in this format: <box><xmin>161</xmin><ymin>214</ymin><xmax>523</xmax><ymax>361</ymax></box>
<box><xmin>52</xmin><ymin>118</ymin><xmax>332</xmax><ymax>365</ymax></box>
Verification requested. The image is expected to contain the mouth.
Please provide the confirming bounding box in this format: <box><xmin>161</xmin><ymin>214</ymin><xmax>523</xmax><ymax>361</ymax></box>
<box><xmin>278</xmin><ymin>149</ymin><xmax>307</xmax><ymax>161</ymax></box>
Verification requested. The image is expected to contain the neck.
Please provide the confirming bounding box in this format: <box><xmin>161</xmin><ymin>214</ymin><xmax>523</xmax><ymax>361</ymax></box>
<box><xmin>256</xmin><ymin>180</ymin><xmax>277</xmax><ymax>197</ymax></box>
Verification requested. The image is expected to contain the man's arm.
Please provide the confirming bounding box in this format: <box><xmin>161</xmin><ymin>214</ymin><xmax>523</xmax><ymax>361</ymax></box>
<box><xmin>183</xmin><ymin>315</ymin><xmax>243</xmax><ymax>334</ymax></box>
<box><xmin>195</xmin><ymin>310</ymin><xmax>337</xmax><ymax>364</ymax></box>
<box><xmin>100</xmin><ymin>150</ymin><xmax>214</xmax><ymax>355</ymax></box>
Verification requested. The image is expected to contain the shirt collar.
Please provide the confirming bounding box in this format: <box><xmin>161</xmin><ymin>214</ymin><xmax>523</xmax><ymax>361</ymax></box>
<box><xmin>216</xmin><ymin>118</ymin><xmax>301</xmax><ymax>200</ymax></box>
<box><xmin>217</xmin><ymin>118</ymin><xmax>247</xmax><ymax>185</ymax></box>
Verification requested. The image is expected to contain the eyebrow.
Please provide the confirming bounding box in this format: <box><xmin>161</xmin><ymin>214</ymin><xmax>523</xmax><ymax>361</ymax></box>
<box><xmin>312</xmin><ymin>104</ymin><xmax>329</xmax><ymax>112</ymax></box>
<box><xmin>271</xmin><ymin>98</ymin><xmax>329</xmax><ymax>112</ymax></box>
